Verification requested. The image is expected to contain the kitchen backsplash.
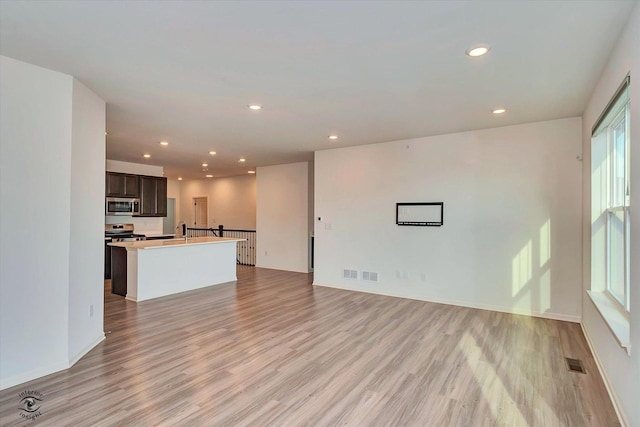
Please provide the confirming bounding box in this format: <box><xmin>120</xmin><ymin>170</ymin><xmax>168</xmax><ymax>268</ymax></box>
<box><xmin>105</xmin><ymin>216</ymin><xmax>163</xmax><ymax>235</ymax></box>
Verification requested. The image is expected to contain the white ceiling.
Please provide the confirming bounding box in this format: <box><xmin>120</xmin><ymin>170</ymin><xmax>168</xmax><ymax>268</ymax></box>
<box><xmin>0</xmin><ymin>1</ymin><xmax>636</xmax><ymax>179</ymax></box>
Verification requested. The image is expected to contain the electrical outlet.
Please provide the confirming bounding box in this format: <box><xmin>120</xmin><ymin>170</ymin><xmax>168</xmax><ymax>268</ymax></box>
<box><xmin>325</xmin><ymin>223</ymin><xmax>332</xmax><ymax>230</ymax></box>
<box><xmin>89</xmin><ymin>304</ymin><xmax>94</xmax><ymax>318</ymax></box>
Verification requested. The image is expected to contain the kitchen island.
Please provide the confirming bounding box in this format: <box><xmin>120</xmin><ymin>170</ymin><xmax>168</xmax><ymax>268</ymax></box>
<box><xmin>108</xmin><ymin>237</ymin><xmax>244</xmax><ymax>302</ymax></box>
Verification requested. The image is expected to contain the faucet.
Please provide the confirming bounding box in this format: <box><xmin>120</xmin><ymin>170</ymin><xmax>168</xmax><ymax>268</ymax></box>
<box><xmin>176</xmin><ymin>222</ymin><xmax>188</xmax><ymax>242</ymax></box>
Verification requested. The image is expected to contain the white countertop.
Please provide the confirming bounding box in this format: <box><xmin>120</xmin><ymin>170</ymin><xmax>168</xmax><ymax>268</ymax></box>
<box><xmin>108</xmin><ymin>236</ymin><xmax>244</xmax><ymax>250</ymax></box>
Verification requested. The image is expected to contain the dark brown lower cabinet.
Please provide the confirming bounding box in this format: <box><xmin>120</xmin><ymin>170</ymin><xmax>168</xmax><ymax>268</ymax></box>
<box><xmin>105</xmin><ymin>241</ymin><xmax>111</xmax><ymax>279</ymax></box>
<box><xmin>111</xmin><ymin>246</ymin><xmax>127</xmax><ymax>296</ymax></box>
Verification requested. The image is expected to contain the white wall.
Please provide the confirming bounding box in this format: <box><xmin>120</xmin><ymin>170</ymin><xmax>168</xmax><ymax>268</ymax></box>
<box><xmin>256</xmin><ymin>162</ymin><xmax>310</xmax><ymax>273</ymax></box>
<box><xmin>179</xmin><ymin>179</ymin><xmax>207</xmax><ymax>228</ymax></box>
<box><xmin>167</xmin><ymin>178</ymin><xmax>181</xmax><ymax>233</ymax></box>
<box><xmin>314</xmin><ymin>118</ymin><xmax>582</xmax><ymax>321</ymax></box>
<box><xmin>0</xmin><ymin>56</ymin><xmax>105</xmax><ymax>389</ymax></box>
<box><xmin>0</xmin><ymin>55</ymin><xmax>72</xmax><ymax>389</ymax></box>
<box><xmin>179</xmin><ymin>175</ymin><xmax>256</xmax><ymax>230</ymax></box>
<box><xmin>105</xmin><ymin>160</ymin><xmax>164</xmax><ymax>235</ymax></box>
<box><xmin>68</xmin><ymin>79</ymin><xmax>106</xmax><ymax>362</ymax></box>
<box><xmin>581</xmin><ymin>4</ymin><xmax>639</xmax><ymax>426</ymax></box>
<box><xmin>106</xmin><ymin>159</ymin><xmax>163</xmax><ymax>177</ymax></box>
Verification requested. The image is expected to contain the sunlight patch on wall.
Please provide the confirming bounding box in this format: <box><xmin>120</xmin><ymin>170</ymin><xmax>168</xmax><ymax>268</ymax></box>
<box><xmin>539</xmin><ymin>268</ymin><xmax>551</xmax><ymax>312</ymax></box>
<box><xmin>539</xmin><ymin>219</ymin><xmax>551</xmax><ymax>267</ymax></box>
<box><xmin>512</xmin><ymin>241</ymin><xmax>532</xmax><ymax>297</ymax></box>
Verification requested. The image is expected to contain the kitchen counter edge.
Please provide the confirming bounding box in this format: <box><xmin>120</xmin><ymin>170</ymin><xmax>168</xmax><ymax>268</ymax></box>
<box><xmin>108</xmin><ymin>236</ymin><xmax>245</xmax><ymax>250</ymax></box>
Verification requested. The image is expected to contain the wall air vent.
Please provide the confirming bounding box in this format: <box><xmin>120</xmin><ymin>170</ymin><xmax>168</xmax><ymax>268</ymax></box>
<box><xmin>362</xmin><ymin>271</ymin><xmax>378</xmax><ymax>282</ymax></box>
<box><xmin>565</xmin><ymin>357</ymin><xmax>586</xmax><ymax>374</ymax></box>
<box><xmin>343</xmin><ymin>269</ymin><xmax>358</xmax><ymax>279</ymax></box>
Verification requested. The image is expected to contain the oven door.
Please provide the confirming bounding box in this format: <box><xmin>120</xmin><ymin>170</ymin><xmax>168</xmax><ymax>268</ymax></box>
<box><xmin>106</xmin><ymin>198</ymin><xmax>140</xmax><ymax>216</ymax></box>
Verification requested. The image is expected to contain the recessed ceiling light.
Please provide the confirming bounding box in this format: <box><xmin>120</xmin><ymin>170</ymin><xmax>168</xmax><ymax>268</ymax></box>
<box><xmin>206</xmin><ymin>174</ymin><xmax>213</xmax><ymax>178</ymax></box>
<box><xmin>202</xmin><ymin>163</ymin><xmax>208</xmax><ymax>167</ymax></box>
<box><xmin>248</xmin><ymin>171</ymin><xmax>255</xmax><ymax>174</ymax></box>
<box><xmin>466</xmin><ymin>45</ymin><xmax>490</xmax><ymax>57</ymax></box>
<box><xmin>209</xmin><ymin>151</ymin><xmax>217</xmax><ymax>155</ymax></box>
<box><xmin>160</xmin><ymin>141</ymin><xmax>169</xmax><ymax>146</ymax></box>
<box><xmin>248</xmin><ymin>105</ymin><xmax>262</xmax><ymax>110</ymax></box>
<box><xmin>328</xmin><ymin>135</ymin><xmax>338</xmax><ymax>140</ymax></box>
<box><xmin>143</xmin><ymin>154</ymin><xmax>151</xmax><ymax>158</ymax></box>
<box><xmin>239</xmin><ymin>158</ymin><xmax>246</xmax><ymax>163</ymax></box>
<box><xmin>492</xmin><ymin>108</ymin><xmax>506</xmax><ymax>114</ymax></box>
<box><xmin>178</xmin><ymin>177</ymin><xmax>183</xmax><ymax>181</ymax></box>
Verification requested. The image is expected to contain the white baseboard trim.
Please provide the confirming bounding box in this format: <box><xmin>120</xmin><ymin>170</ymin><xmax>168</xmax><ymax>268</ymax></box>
<box><xmin>1</xmin><ymin>334</ymin><xmax>105</xmax><ymax>391</ymax></box>
<box><xmin>0</xmin><ymin>359</ymin><xmax>68</xmax><ymax>391</ymax></box>
<box><xmin>312</xmin><ymin>281</ymin><xmax>581</xmax><ymax>323</ymax></box>
<box><xmin>580</xmin><ymin>322</ymin><xmax>628</xmax><ymax>427</ymax></box>
<box><xmin>255</xmin><ymin>263</ymin><xmax>310</xmax><ymax>274</ymax></box>
<box><xmin>68</xmin><ymin>333</ymin><xmax>105</xmax><ymax>367</ymax></box>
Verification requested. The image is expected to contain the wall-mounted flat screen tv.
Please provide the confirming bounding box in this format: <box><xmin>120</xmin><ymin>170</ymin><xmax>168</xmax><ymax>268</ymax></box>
<box><xmin>396</xmin><ymin>202</ymin><xmax>443</xmax><ymax>226</ymax></box>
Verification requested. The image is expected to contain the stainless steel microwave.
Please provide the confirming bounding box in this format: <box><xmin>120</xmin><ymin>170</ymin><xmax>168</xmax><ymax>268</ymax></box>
<box><xmin>106</xmin><ymin>197</ymin><xmax>140</xmax><ymax>216</ymax></box>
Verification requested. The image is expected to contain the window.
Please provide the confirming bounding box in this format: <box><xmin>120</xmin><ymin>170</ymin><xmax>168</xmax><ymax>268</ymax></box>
<box><xmin>606</xmin><ymin>103</ymin><xmax>630</xmax><ymax>310</ymax></box>
<box><xmin>591</xmin><ymin>75</ymin><xmax>631</xmax><ymax>314</ymax></box>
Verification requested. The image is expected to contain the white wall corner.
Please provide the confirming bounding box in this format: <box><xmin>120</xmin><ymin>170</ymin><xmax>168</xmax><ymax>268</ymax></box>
<box><xmin>256</xmin><ymin>162</ymin><xmax>310</xmax><ymax>273</ymax></box>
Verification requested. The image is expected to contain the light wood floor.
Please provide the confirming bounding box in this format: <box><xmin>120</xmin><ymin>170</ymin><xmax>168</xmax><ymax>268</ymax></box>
<box><xmin>0</xmin><ymin>267</ymin><xmax>619</xmax><ymax>426</ymax></box>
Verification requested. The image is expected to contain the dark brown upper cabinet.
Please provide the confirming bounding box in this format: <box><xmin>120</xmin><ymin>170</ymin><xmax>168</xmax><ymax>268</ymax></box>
<box><xmin>139</xmin><ymin>176</ymin><xmax>168</xmax><ymax>217</ymax></box>
<box><xmin>155</xmin><ymin>178</ymin><xmax>167</xmax><ymax>217</ymax></box>
<box><xmin>106</xmin><ymin>172</ymin><xmax>139</xmax><ymax>198</ymax></box>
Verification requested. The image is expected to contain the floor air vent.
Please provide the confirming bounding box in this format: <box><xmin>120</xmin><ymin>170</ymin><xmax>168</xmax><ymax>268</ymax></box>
<box><xmin>565</xmin><ymin>357</ymin><xmax>586</xmax><ymax>374</ymax></box>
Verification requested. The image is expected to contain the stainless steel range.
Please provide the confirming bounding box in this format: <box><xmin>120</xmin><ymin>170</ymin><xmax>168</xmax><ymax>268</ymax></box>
<box><xmin>104</xmin><ymin>224</ymin><xmax>146</xmax><ymax>279</ymax></box>
<box><xmin>105</xmin><ymin>223</ymin><xmax>146</xmax><ymax>241</ymax></box>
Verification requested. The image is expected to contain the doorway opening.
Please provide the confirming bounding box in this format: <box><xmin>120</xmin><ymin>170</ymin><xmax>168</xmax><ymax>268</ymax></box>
<box><xmin>193</xmin><ymin>197</ymin><xmax>208</xmax><ymax>228</ymax></box>
<box><xmin>163</xmin><ymin>198</ymin><xmax>176</xmax><ymax>234</ymax></box>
